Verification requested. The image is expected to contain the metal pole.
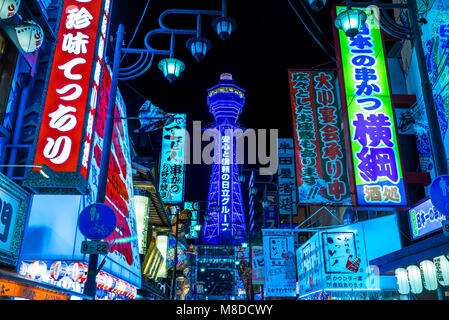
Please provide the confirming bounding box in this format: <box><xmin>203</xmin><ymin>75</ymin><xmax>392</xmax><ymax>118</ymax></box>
<box><xmin>407</xmin><ymin>0</ymin><xmax>448</xmax><ymax>177</ymax></box>
<box><xmin>84</xmin><ymin>24</ymin><xmax>125</xmax><ymax>300</ymax></box>
<box><xmin>171</xmin><ymin>209</ymin><xmax>180</xmax><ymax>300</ymax></box>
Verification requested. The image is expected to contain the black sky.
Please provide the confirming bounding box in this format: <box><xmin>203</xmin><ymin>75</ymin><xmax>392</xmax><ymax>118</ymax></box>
<box><xmin>109</xmin><ymin>0</ymin><xmax>340</xmax><ymax>202</ymax></box>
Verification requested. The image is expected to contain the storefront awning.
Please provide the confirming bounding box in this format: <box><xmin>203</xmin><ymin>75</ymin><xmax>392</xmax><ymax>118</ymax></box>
<box><xmin>370</xmin><ymin>232</ymin><xmax>449</xmax><ymax>274</ymax></box>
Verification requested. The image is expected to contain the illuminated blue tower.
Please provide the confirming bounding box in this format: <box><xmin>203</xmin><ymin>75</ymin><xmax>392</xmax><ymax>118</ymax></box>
<box><xmin>203</xmin><ymin>73</ymin><xmax>247</xmax><ymax>245</ymax></box>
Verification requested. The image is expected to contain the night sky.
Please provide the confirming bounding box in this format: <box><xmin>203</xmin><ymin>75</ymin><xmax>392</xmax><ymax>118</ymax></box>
<box><xmin>109</xmin><ymin>0</ymin><xmax>339</xmax><ymax>202</ymax></box>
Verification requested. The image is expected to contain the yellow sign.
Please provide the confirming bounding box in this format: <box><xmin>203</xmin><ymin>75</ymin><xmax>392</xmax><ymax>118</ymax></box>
<box><xmin>0</xmin><ymin>279</ymin><xmax>70</xmax><ymax>300</ymax></box>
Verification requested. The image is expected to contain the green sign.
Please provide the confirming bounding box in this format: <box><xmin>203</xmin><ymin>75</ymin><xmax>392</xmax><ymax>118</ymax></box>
<box><xmin>336</xmin><ymin>6</ymin><xmax>407</xmax><ymax>206</ymax></box>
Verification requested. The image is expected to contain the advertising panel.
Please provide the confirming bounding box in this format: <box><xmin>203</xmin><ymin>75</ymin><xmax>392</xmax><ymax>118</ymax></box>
<box><xmin>30</xmin><ymin>0</ymin><xmax>111</xmax><ymax>190</ymax></box>
<box><xmin>409</xmin><ymin>198</ymin><xmax>445</xmax><ymax>240</ymax></box>
<box><xmin>0</xmin><ymin>173</ymin><xmax>29</xmax><ymax>266</ymax></box>
<box><xmin>159</xmin><ymin>114</ymin><xmax>186</xmax><ymax>204</ymax></box>
<box><xmin>297</xmin><ymin>233</ymin><xmax>323</xmax><ymax>295</ymax></box>
<box><xmin>184</xmin><ymin>202</ymin><xmax>200</xmax><ymax>239</ymax></box>
<box><xmin>262</xmin><ymin>229</ymin><xmax>296</xmax><ymax>297</ymax></box>
<box><xmin>288</xmin><ymin>69</ymin><xmax>351</xmax><ymax>204</ymax></box>
<box><xmin>251</xmin><ymin>246</ymin><xmax>265</xmax><ymax>285</ymax></box>
<box><xmin>277</xmin><ymin>138</ymin><xmax>297</xmax><ymax>215</ymax></box>
<box><xmin>335</xmin><ymin>6</ymin><xmax>407</xmax><ymax>206</ymax></box>
<box><xmin>264</xmin><ymin>191</ymin><xmax>278</xmax><ymax>228</ymax></box>
<box><xmin>86</xmin><ymin>64</ymin><xmax>141</xmax><ymax>286</ymax></box>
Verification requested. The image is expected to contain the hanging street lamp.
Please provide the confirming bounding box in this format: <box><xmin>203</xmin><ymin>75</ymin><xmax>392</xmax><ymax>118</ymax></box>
<box><xmin>334</xmin><ymin>8</ymin><xmax>367</xmax><ymax>38</ymax></box>
<box><xmin>158</xmin><ymin>57</ymin><xmax>185</xmax><ymax>83</ymax></box>
<box><xmin>186</xmin><ymin>36</ymin><xmax>212</xmax><ymax>62</ymax></box>
<box><xmin>212</xmin><ymin>16</ymin><xmax>237</xmax><ymax>40</ymax></box>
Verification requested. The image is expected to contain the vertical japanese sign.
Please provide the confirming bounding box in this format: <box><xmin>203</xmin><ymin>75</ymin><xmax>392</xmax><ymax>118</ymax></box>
<box><xmin>87</xmin><ymin>65</ymin><xmax>141</xmax><ymax>282</ymax></box>
<box><xmin>262</xmin><ymin>229</ymin><xmax>296</xmax><ymax>297</ymax></box>
<box><xmin>220</xmin><ymin>133</ymin><xmax>232</xmax><ymax>232</ymax></box>
<box><xmin>159</xmin><ymin>114</ymin><xmax>186</xmax><ymax>204</ymax></box>
<box><xmin>264</xmin><ymin>191</ymin><xmax>278</xmax><ymax>228</ymax></box>
<box><xmin>421</xmin><ymin>0</ymin><xmax>449</xmax><ymax>169</ymax></box>
<box><xmin>335</xmin><ymin>6</ymin><xmax>407</xmax><ymax>206</ymax></box>
<box><xmin>277</xmin><ymin>138</ymin><xmax>297</xmax><ymax>215</ymax></box>
<box><xmin>33</xmin><ymin>0</ymin><xmax>108</xmax><ymax>177</ymax></box>
<box><xmin>288</xmin><ymin>69</ymin><xmax>351</xmax><ymax>204</ymax></box>
<box><xmin>296</xmin><ymin>233</ymin><xmax>322</xmax><ymax>295</ymax></box>
<box><xmin>251</xmin><ymin>246</ymin><xmax>265</xmax><ymax>285</ymax></box>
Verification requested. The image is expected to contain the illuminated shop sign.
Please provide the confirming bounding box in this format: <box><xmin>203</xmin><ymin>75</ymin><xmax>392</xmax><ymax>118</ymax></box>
<box><xmin>335</xmin><ymin>6</ymin><xmax>407</xmax><ymax>206</ymax></box>
<box><xmin>220</xmin><ymin>133</ymin><xmax>231</xmax><ymax>231</ymax></box>
<box><xmin>184</xmin><ymin>202</ymin><xmax>200</xmax><ymax>239</ymax></box>
<box><xmin>277</xmin><ymin>138</ymin><xmax>297</xmax><ymax>215</ymax></box>
<box><xmin>159</xmin><ymin>114</ymin><xmax>186</xmax><ymax>204</ymax></box>
<box><xmin>288</xmin><ymin>69</ymin><xmax>351</xmax><ymax>204</ymax></box>
<box><xmin>33</xmin><ymin>0</ymin><xmax>109</xmax><ymax>179</ymax></box>
<box><xmin>0</xmin><ymin>173</ymin><xmax>29</xmax><ymax>267</ymax></box>
<box><xmin>408</xmin><ymin>198</ymin><xmax>444</xmax><ymax>240</ymax></box>
<box><xmin>86</xmin><ymin>65</ymin><xmax>141</xmax><ymax>282</ymax></box>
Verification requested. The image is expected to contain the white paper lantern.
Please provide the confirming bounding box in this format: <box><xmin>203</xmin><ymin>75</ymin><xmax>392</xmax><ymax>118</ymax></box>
<box><xmin>14</xmin><ymin>19</ymin><xmax>44</xmax><ymax>53</ymax></box>
<box><xmin>19</xmin><ymin>261</ymin><xmax>28</xmax><ymax>276</ymax></box>
<box><xmin>49</xmin><ymin>261</ymin><xmax>67</xmax><ymax>281</ymax></box>
<box><xmin>420</xmin><ymin>260</ymin><xmax>438</xmax><ymax>291</ymax></box>
<box><xmin>395</xmin><ymin>268</ymin><xmax>410</xmax><ymax>295</ymax></box>
<box><xmin>433</xmin><ymin>255</ymin><xmax>449</xmax><ymax>286</ymax></box>
<box><xmin>407</xmin><ymin>265</ymin><xmax>423</xmax><ymax>294</ymax></box>
<box><xmin>27</xmin><ymin>261</ymin><xmax>47</xmax><ymax>281</ymax></box>
<box><xmin>0</xmin><ymin>0</ymin><xmax>19</xmax><ymax>19</ymax></box>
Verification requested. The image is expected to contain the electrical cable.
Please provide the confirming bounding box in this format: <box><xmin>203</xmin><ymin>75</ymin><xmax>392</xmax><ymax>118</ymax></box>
<box><xmin>297</xmin><ymin>0</ymin><xmax>335</xmax><ymax>50</ymax></box>
<box><xmin>287</xmin><ymin>0</ymin><xmax>336</xmax><ymax>62</ymax></box>
<box><xmin>120</xmin><ymin>0</ymin><xmax>151</xmax><ymax>63</ymax></box>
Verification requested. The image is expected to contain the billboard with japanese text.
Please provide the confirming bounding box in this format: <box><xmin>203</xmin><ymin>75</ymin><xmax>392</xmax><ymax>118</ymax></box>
<box><xmin>334</xmin><ymin>6</ymin><xmax>407</xmax><ymax>206</ymax></box>
<box><xmin>159</xmin><ymin>114</ymin><xmax>186</xmax><ymax>204</ymax></box>
<box><xmin>29</xmin><ymin>0</ymin><xmax>112</xmax><ymax>191</ymax></box>
<box><xmin>277</xmin><ymin>138</ymin><xmax>297</xmax><ymax>215</ymax></box>
<box><xmin>288</xmin><ymin>69</ymin><xmax>351</xmax><ymax>204</ymax></box>
<box><xmin>262</xmin><ymin>229</ymin><xmax>296</xmax><ymax>297</ymax></box>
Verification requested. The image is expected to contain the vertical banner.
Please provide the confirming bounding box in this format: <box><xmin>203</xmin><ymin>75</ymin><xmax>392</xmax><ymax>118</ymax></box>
<box><xmin>277</xmin><ymin>138</ymin><xmax>297</xmax><ymax>215</ymax></box>
<box><xmin>184</xmin><ymin>202</ymin><xmax>200</xmax><ymax>239</ymax></box>
<box><xmin>334</xmin><ymin>6</ymin><xmax>407</xmax><ymax>206</ymax></box>
<box><xmin>288</xmin><ymin>69</ymin><xmax>351</xmax><ymax>204</ymax></box>
<box><xmin>296</xmin><ymin>233</ymin><xmax>323</xmax><ymax>296</ymax></box>
<box><xmin>262</xmin><ymin>229</ymin><xmax>296</xmax><ymax>297</ymax></box>
<box><xmin>32</xmin><ymin>0</ymin><xmax>108</xmax><ymax>180</ymax></box>
<box><xmin>264</xmin><ymin>191</ymin><xmax>278</xmax><ymax>228</ymax></box>
<box><xmin>251</xmin><ymin>246</ymin><xmax>265</xmax><ymax>285</ymax></box>
<box><xmin>87</xmin><ymin>64</ymin><xmax>141</xmax><ymax>285</ymax></box>
<box><xmin>159</xmin><ymin>114</ymin><xmax>186</xmax><ymax>204</ymax></box>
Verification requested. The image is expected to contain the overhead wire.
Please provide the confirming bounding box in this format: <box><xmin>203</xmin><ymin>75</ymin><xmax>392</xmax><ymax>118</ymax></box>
<box><xmin>287</xmin><ymin>0</ymin><xmax>336</xmax><ymax>62</ymax></box>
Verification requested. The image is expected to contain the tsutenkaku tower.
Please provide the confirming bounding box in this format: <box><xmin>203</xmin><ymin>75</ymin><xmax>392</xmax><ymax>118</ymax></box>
<box><xmin>202</xmin><ymin>73</ymin><xmax>247</xmax><ymax>245</ymax></box>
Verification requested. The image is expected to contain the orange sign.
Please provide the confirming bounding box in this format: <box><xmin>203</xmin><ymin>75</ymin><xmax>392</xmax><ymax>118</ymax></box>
<box><xmin>0</xmin><ymin>279</ymin><xmax>70</xmax><ymax>300</ymax></box>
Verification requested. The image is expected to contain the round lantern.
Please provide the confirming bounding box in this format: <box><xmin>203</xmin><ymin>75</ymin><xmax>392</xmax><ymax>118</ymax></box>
<box><xmin>103</xmin><ymin>274</ymin><xmax>113</xmax><ymax>291</ymax></box>
<box><xmin>67</xmin><ymin>262</ymin><xmax>86</xmax><ymax>283</ymax></box>
<box><xmin>407</xmin><ymin>265</ymin><xmax>423</xmax><ymax>294</ymax></box>
<box><xmin>0</xmin><ymin>0</ymin><xmax>20</xmax><ymax>19</ymax></box>
<box><xmin>19</xmin><ymin>261</ymin><xmax>28</xmax><ymax>276</ymax></box>
<box><xmin>14</xmin><ymin>19</ymin><xmax>44</xmax><ymax>53</ymax></box>
<box><xmin>433</xmin><ymin>255</ymin><xmax>449</xmax><ymax>286</ymax></box>
<box><xmin>420</xmin><ymin>260</ymin><xmax>438</xmax><ymax>291</ymax></box>
<box><xmin>49</xmin><ymin>261</ymin><xmax>67</xmax><ymax>281</ymax></box>
<box><xmin>27</xmin><ymin>261</ymin><xmax>47</xmax><ymax>281</ymax></box>
<box><xmin>59</xmin><ymin>276</ymin><xmax>74</xmax><ymax>290</ymax></box>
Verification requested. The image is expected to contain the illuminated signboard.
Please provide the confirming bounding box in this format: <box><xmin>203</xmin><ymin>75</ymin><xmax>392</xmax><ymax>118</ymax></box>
<box><xmin>408</xmin><ymin>198</ymin><xmax>444</xmax><ymax>240</ymax></box>
<box><xmin>262</xmin><ymin>229</ymin><xmax>296</xmax><ymax>297</ymax></box>
<box><xmin>0</xmin><ymin>279</ymin><xmax>70</xmax><ymax>300</ymax></box>
<box><xmin>86</xmin><ymin>64</ymin><xmax>141</xmax><ymax>285</ymax></box>
<box><xmin>277</xmin><ymin>138</ymin><xmax>297</xmax><ymax>215</ymax></box>
<box><xmin>421</xmin><ymin>0</ymin><xmax>449</xmax><ymax>167</ymax></box>
<box><xmin>159</xmin><ymin>114</ymin><xmax>186</xmax><ymax>204</ymax></box>
<box><xmin>184</xmin><ymin>202</ymin><xmax>200</xmax><ymax>239</ymax></box>
<box><xmin>334</xmin><ymin>6</ymin><xmax>407</xmax><ymax>206</ymax></box>
<box><xmin>0</xmin><ymin>173</ymin><xmax>29</xmax><ymax>267</ymax></box>
<box><xmin>31</xmin><ymin>0</ymin><xmax>111</xmax><ymax>187</ymax></box>
<box><xmin>220</xmin><ymin>133</ymin><xmax>232</xmax><ymax>231</ymax></box>
<box><xmin>288</xmin><ymin>69</ymin><xmax>351</xmax><ymax>204</ymax></box>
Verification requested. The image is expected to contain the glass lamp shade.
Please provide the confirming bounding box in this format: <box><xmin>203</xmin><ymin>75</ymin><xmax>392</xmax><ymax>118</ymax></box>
<box><xmin>186</xmin><ymin>37</ymin><xmax>211</xmax><ymax>62</ymax></box>
<box><xmin>334</xmin><ymin>9</ymin><xmax>367</xmax><ymax>38</ymax></box>
<box><xmin>158</xmin><ymin>57</ymin><xmax>185</xmax><ymax>83</ymax></box>
<box><xmin>212</xmin><ymin>16</ymin><xmax>237</xmax><ymax>40</ymax></box>
<box><xmin>0</xmin><ymin>0</ymin><xmax>19</xmax><ymax>19</ymax></box>
<box><xmin>14</xmin><ymin>20</ymin><xmax>44</xmax><ymax>53</ymax></box>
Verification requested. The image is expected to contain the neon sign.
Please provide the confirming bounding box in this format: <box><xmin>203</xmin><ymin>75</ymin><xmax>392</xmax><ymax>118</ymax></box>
<box><xmin>288</xmin><ymin>69</ymin><xmax>351</xmax><ymax>204</ymax></box>
<box><xmin>33</xmin><ymin>0</ymin><xmax>106</xmax><ymax>176</ymax></box>
<box><xmin>335</xmin><ymin>6</ymin><xmax>407</xmax><ymax>206</ymax></box>
<box><xmin>409</xmin><ymin>198</ymin><xmax>444</xmax><ymax>240</ymax></box>
<box><xmin>159</xmin><ymin>114</ymin><xmax>186</xmax><ymax>204</ymax></box>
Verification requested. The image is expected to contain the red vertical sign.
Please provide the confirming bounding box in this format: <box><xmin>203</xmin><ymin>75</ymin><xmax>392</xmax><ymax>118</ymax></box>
<box><xmin>33</xmin><ymin>0</ymin><xmax>104</xmax><ymax>173</ymax></box>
